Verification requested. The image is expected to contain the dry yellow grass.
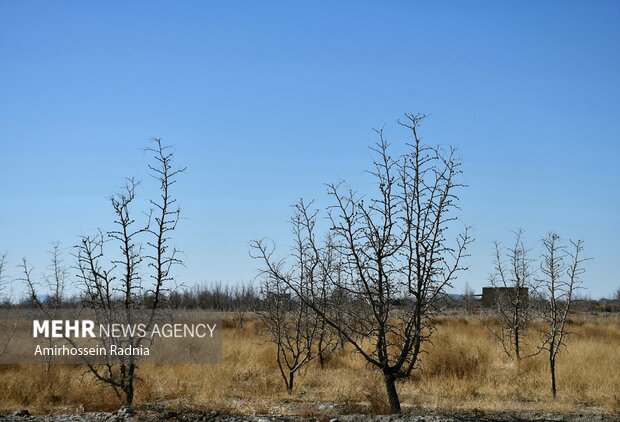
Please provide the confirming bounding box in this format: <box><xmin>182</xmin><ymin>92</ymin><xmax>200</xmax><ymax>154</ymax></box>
<box><xmin>1</xmin><ymin>313</ymin><xmax>618</xmax><ymax>416</ymax></box>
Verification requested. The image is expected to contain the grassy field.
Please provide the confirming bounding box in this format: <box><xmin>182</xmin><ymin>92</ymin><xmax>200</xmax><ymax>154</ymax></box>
<box><xmin>1</xmin><ymin>313</ymin><xmax>619</xmax><ymax>416</ymax></box>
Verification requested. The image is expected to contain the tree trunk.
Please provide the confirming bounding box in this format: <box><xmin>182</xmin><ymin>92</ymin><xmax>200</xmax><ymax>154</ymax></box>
<box><xmin>318</xmin><ymin>337</ymin><xmax>325</xmax><ymax>368</ymax></box>
<box><xmin>514</xmin><ymin>327</ymin><xmax>521</xmax><ymax>361</ymax></box>
<box><xmin>287</xmin><ymin>371</ymin><xmax>294</xmax><ymax>392</ymax></box>
<box><xmin>125</xmin><ymin>363</ymin><xmax>135</xmax><ymax>406</ymax></box>
<box><xmin>384</xmin><ymin>373</ymin><xmax>401</xmax><ymax>413</ymax></box>
<box><xmin>549</xmin><ymin>354</ymin><xmax>557</xmax><ymax>399</ymax></box>
<box><xmin>124</xmin><ymin>384</ymin><xmax>134</xmax><ymax>407</ymax></box>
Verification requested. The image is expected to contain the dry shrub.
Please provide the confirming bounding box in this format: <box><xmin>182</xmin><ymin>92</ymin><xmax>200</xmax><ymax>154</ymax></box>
<box><xmin>220</xmin><ymin>317</ymin><xmax>236</xmax><ymax>329</ymax></box>
<box><xmin>423</xmin><ymin>335</ymin><xmax>490</xmax><ymax>379</ymax></box>
<box><xmin>0</xmin><ymin>365</ymin><xmax>118</xmax><ymax>413</ymax></box>
<box><xmin>361</xmin><ymin>376</ymin><xmax>391</xmax><ymax>414</ymax></box>
<box><xmin>608</xmin><ymin>394</ymin><xmax>620</xmax><ymax>415</ymax></box>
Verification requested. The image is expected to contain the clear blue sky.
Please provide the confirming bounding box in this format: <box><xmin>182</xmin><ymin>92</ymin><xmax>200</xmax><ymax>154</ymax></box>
<box><xmin>1</xmin><ymin>1</ymin><xmax>618</xmax><ymax>299</ymax></box>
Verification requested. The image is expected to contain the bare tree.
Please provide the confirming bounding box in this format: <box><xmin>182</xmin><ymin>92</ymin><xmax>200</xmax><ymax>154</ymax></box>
<box><xmin>253</xmin><ymin>114</ymin><xmax>470</xmax><ymax>413</ymax></box>
<box><xmin>45</xmin><ymin>242</ymin><xmax>68</xmax><ymax>309</ymax></box>
<box><xmin>75</xmin><ymin>140</ymin><xmax>185</xmax><ymax>407</ymax></box>
<box><xmin>0</xmin><ymin>252</ymin><xmax>7</xmax><ymax>303</ymax></box>
<box><xmin>539</xmin><ymin>233</ymin><xmax>586</xmax><ymax>399</ymax></box>
<box><xmin>232</xmin><ymin>282</ymin><xmax>259</xmax><ymax>329</ymax></box>
<box><xmin>313</xmin><ymin>233</ymin><xmax>340</xmax><ymax>367</ymax></box>
<box><xmin>260</xmin><ymin>274</ymin><xmax>315</xmax><ymax>391</ymax></box>
<box><xmin>0</xmin><ymin>252</ymin><xmax>16</xmax><ymax>357</ymax></box>
<box><xmin>252</xmin><ymin>201</ymin><xmax>322</xmax><ymax>391</ymax></box>
<box><xmin>75</xmin><ymin>178</ymin><xmax>146</xmax><ymax>406</ymax></box>
<box><xmin>22</xmin><ymin>243</ymin><xmax>69</xmax><ymax>370</ymax></box>
<box><xmin>463</xmin><ymin>282</ymin><xmax>476</xmax><ymax>314</ymax></box>
<box><xmin>145</xmin><ymin>139</ymin><xmax>187</xmax><ymax>309</ymax></box>
<box><xmin>488</xmin><ymin>229</ymin><xmax>539</xmax><ymax>362</ymax></box>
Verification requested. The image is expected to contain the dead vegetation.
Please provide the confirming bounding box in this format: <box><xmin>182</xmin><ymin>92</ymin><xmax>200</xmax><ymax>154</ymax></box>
<box><xmin>0</xmin><ymin>313</ymin><xmax>618</xmax><ymax>417</ymax></box>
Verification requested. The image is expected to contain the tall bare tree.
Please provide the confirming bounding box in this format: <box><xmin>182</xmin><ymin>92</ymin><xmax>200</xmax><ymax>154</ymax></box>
<box><xmin>253</xmin><ymin>114</ymin><xmax>471</xmax><ymax>413</ymax></box>
<box><xmin>145</xmin><ymin>139</ymin><xmax>187</xmax><ymax>309</ymax></box>
<box><xmin>488</xmin><ymin>229</ymin><xmax>539</xmax><ymax>361</ymax></box>
<box><xmin>75</xmin><ymin>178</ymin><xmax>147</xmax><ymax>406</ymax></box>
<box><xmin>539</xmin><ymin>233</ymin><xmax>586</xmax><ymax>399</ymax></box>
<box><xmin>75</xmin><ymin>140</ymin><xmax>185</xmax><ymax>407</ymax></box>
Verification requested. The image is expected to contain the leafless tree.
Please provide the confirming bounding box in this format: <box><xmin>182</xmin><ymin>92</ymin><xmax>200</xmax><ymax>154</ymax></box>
<box><xmin>252</xmin><ymin>201</ymin><xmax>323</xmax><ymax>391</ymax></box>
<box><xmin>488</xmin><ymin>229</ymin><xmax>539</xmax><ymax>362</ymax></box>
<box><xmin>232</xmin><ymin>282</ymin><xmax>259</xmax><ymax>329</ymax></box>
<box><xmin>75</xmin><ymin>178</ymin><xmax>147</xmax><ymax>406</ymax></box>
<box><xmin>463</xmin><ymin>282</ymin><xmax>476</xmax><ymax>314</ymax></box>
<box><xmin>0</xmin><ymin>252</ymin><xmax>7</xmax><ymax>303</ymax></box>
<box><xmin>45</xmin><ymin>242</ymin><xmax>68</xmax><ymax>308</ymax></box>
<box><xmin>145</xmin><ymin>139</ymin><xmax>187</xmax><ymax>309</ymax></box>
<box><xmin>313</xmin><ymin>233</ymin><xmax>340</xmax><ymax>367</ymax></box>
<box><xmin>167</xmin><ymin>282</ymin><xmax>262</xmax><ymax>311</ymax></box>
<box><xmin>253</xmin><ymin>114</ymin><xmax>471</xmax><ymax>413</ymax></box>
<box><xmin>22</xmin><ymin>243</ymin><xmax>69</xmax><ymax>370</ymax></box>
<box><xmin>23</xmin><ymin>243</ymin><xmax>68</xmax><ymax>310</ymax></box>
<box><xmin>75</xmin><ymin>140</ymin><xmax>185</xmax><ymax>407</ymax></box>
<box><xmin>538</xmin><ymin>233</ymin><xmax>586</xmax><ymax>399</ymax></box>
<box><xmin>260</xmin><ymin>274</ymin><xmax>314</xmax><ymax>392</ymax></box>
<box><xmin>0</xmin><ymin>252</ymin><xmax>16</xmax><ymax>357</ymax></box>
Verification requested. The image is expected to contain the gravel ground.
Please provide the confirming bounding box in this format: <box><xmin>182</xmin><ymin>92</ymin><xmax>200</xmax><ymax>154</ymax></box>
<box><xmin>1</xmin><ymin>408</ymin><xmax>618</xmax><ymax>422</ymax></box>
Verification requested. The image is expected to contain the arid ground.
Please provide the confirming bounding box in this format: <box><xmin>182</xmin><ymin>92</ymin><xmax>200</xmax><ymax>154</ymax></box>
<box><xmin>1</xmin><ymin>313</ymin><xmax>619</xmax><ymax>420</ymax></box>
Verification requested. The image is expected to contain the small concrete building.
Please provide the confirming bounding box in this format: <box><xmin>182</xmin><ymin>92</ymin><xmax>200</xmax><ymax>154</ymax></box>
<box><xmin>481</xmin><ymin>287</ymin><xmax>529</xmax><ymax>308</ymax></box>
